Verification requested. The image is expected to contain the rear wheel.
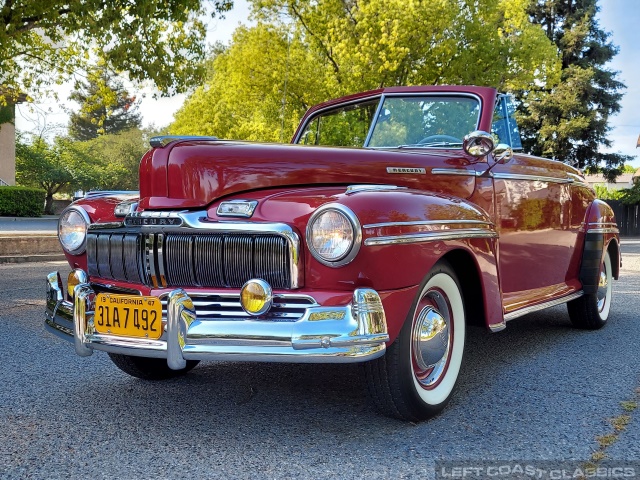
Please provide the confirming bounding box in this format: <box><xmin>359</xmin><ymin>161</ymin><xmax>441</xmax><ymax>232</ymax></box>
<box><xmin>109</xmin><ymin>353</ymin><xmax>199</xmax><ymax>380</ymax></box>
<box><xmin>364</xmin><ymin>261</ymin><xmax>465</xmax><ymax>421</ymax></box>
<box><xmin>568</xmin><ymin>250</ymin><xmax>613</xmax><ymax>330</ymax></box>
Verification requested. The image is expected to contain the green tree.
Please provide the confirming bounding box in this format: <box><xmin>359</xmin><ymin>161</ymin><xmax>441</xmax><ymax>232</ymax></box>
<box><xmin>516</xmin><ymin>0</ymin><xmax>630</xmax><ymax>178</ymax></box>
<box><xmin>171</xmin><ymin>0</ymin><xmax>560</xmax><ymax>141</ymax></box>
<box><xmin>16</xmin><ymin>137</ymin><xmax>75</xmax><ymax>214</ymax></box>
<box><xmin>64</xmin><ymin>128</ymin><xmax>152</xmax><ymax>190</ymax></box>
<box><xmin>68</xmin><ymin>69</ymin><xmax>142</xmax><ymax>141</ymax></box>
<box><xmin>0</xmin><ymin>0</ymin><xmax>233</xmax><ymax>104</ymax></box>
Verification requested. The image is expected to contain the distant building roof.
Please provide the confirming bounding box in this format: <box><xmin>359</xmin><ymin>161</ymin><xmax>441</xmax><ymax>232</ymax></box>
<box><xmin>584</xmin><ymin>173</ymin><xmax>634</xmax><ymax>185</ymax></box>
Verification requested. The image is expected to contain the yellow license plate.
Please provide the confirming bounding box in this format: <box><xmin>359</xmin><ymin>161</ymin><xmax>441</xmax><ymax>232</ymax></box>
<box><xmin>94</xmin><ymin>294</ymin><xmax>163</xmax><ymax>340</ymax></box>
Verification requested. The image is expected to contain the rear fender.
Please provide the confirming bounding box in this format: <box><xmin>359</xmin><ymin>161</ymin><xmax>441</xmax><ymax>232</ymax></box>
<box><xmin>580</xmin><ymin>200</ymin><xmax>621</xmax><ymax>293</ymax></box>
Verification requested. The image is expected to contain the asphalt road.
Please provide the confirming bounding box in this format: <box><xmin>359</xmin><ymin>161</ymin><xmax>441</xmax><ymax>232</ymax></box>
<box><xmin>1</xmin><ymin>243</ymin><xmax>639</xmax><ymax>479</ymax></box>
<box><xmin>0</xmin><ymin>216</ymin><xmax>58</xmax><ymax>235</ymax></box>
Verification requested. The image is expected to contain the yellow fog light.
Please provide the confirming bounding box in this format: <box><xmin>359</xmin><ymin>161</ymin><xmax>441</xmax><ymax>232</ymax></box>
<box><xmin>66</xmin><ymin>269</ymin><xmax>88</xmax><ymax>301</ymax></box>
<box><xmin>240</xmin><ymin>279</ymin><xmax>273</xmax><ymax>316</ymax></box>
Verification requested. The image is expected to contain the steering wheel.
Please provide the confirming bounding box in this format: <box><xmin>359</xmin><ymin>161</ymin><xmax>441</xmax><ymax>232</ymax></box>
<box><xmin>418</xmin><ymin>134</ymin><xmax>463</xmax><ymax>145</ymax></box>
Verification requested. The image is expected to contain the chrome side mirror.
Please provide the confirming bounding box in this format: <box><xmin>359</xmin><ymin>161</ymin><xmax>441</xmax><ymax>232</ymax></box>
<box><xmin>493</xmin><ymin>144</ymin><xmax>514</xmax><ymax>164</ymax></box>
<box><xmin>463</xmin><ymin>131</ymin><xmax>494</xmax><ymax>158</ymax></box>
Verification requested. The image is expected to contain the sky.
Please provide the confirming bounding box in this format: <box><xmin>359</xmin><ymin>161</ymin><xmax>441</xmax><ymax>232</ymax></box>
<box><xmin>15</xmin><ymin>0</ymin><xmax>640</xmax><ymax>166</ymax></box>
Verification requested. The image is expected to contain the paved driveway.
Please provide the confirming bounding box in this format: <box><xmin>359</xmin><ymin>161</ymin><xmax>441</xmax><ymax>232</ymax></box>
<box><xmin>0</xmin><ymin>242</ymin><xmax>638</xmax><ymax>479</ymax></box>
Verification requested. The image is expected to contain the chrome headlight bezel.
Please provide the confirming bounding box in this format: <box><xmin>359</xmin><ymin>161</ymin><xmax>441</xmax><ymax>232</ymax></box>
<box><xmin>306</xmin><ymin>204</ymin><xmax>362</xmax><ymax>268</ymax></box>
<box><xmin>58</xmin><ymin>206</ymin><xmax>90</xmax><ymax>255</ymax></box>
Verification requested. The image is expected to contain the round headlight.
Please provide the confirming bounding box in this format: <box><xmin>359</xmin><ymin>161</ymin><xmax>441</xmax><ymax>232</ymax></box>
<box><xmin>307</xmin><ymin>204</ymin><xmax>361</xmax><ymax>267</ymax></box>
<box><xmin>58</xmin><ymin>207</ymin><xmax>90</xmax><ymax>254</ymax></box>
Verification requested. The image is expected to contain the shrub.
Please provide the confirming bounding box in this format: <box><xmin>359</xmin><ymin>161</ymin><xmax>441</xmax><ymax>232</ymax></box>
<box><xmin>594</xmin><ymin>185</ymin><xmax>625</xmax><ymax>201</ymax></box>
<box><xmin>0</xmin><ymin>186</ymin><xmax>46</xmax><ymax>217</ymax></box>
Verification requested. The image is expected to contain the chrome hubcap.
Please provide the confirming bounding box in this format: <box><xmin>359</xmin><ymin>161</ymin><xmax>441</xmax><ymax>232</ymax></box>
<box><xmin>597</xmin><ymin>260</ymin><xmax>609</xmax><ymax>313</ymax></box>
<box><xmin>412</xmin><ymin>290</ymin><xmax>451</xmax><ymax>388</ymax></box>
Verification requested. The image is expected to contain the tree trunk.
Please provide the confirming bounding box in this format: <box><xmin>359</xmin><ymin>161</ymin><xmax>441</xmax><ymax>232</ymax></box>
<box><xmin>44</xmin><ymin>193</ymin><xmax>54</xmax><ymax>215</ymax></box>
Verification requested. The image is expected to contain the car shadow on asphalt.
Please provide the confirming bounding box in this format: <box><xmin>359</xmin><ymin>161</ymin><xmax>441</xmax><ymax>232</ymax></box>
<box><xmin>60</xmin><ymin>304</ymin><xmax>608</xmax><ymax>439</ymax></box>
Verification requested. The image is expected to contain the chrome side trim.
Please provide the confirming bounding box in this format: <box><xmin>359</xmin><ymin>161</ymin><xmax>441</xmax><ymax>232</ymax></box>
<box><xmin>588</xmin><ymin>222</ymin><xmax>619</xmax><ymax>228</ymax></box>
<box><xmin>567</xmin><ymin>173</ymin><xmax>590</xmax><ymax>188</ymax></box>
<box><xmin>492</xmin><ymin>173</ymin><xmax>573</xmax><ymax>184</ymax></box>
<box><xmin>150</xmin><ymin>135</ymin><xmax>218</xmax><ymax>148</ymax></box>
<box><xmin>363</xmin><ymin>219</ymin><xmax>493</xmax><ymax>229</ymax></box>
<box><xmin>345</xmin><ymin>184</ymin><xmax>407</xmax><ymax>195</ymax></box>
<box><xmin>431</xmin><ymin>168</ymin><xmax>482</xmax><ymax>177</ymax></box>
<box><xmin>88</xmin><ymin>222</ymin><xmax>124</xmax><ymax>230</ymax></box>
<box><xmin>84</xmin><ymin>190</ymin><xmax>138</xmax><ymax>199</ymax></box>
<box><xmin>364</xmin><ymin>228</ymin><xmax>497</xmax><ymax>246</ymax></box>
<box><xmin>587</xmin><ymin>228</ymin><xmax>620</xmax><ymax>234</ymax></box>
<box><xmin>503</xmin><ymin>291</ymin><xmax>584</xmax><ymax>321</ymax></box>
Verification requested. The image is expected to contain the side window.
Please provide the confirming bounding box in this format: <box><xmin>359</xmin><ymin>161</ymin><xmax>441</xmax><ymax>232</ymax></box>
<box><xmin>297</xmin><ymin>100</ymin><xmax>378</xmax><ymax>147</ymax></box>
<box><xmin>492</xmin><ymin>95</ymin><xmax>523</xmax><ymax>150</ymax></box>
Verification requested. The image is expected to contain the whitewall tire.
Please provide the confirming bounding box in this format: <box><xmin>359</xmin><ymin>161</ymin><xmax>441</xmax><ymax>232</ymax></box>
<box><xmin>364</xmin><ymin>260</ymin><xmax>466</xmax><ymax>421</ymax></box>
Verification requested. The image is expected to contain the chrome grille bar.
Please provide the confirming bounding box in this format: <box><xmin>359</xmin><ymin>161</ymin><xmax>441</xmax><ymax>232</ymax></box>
<box><xmin>194</xmin><ymin>236</ymin><xmax>224</xmax><ymax>286</ymax></box>
<box><xmin>123</xmin><ymin>234</ymin><xmax>144</xmax><ymax>284</ymax></box>
<box><xmin>160</xmin><ymin>293</ymin><xmax>318</xmax><ymax>322</ymax></box>
<box><xmin>165</xmin><ymin>234</ymin><xmax>196</xmax><ymax>287</ymax></box>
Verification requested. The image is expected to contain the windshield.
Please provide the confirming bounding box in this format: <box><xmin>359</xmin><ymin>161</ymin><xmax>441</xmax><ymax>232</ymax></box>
<box><xmin>368</xmin><ymin>95</ymin><xmax>481</xmax><ymax>148</ymax></box>
<box><xmin>296</xmin><ymin>94</ymin><xmax>481</xmax><ymax>148</ymax></box>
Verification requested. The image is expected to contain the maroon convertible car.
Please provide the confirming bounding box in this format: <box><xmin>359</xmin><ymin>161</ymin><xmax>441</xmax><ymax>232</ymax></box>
<box><xmin>46</xmin><ymin>86</ymin><xmax>620</xmax><ymax>421</ymax></box>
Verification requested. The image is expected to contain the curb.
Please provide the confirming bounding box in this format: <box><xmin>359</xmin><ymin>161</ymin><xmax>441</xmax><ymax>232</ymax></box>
<box><xmin>0</xmin><ymin>254</ymin><xmax>66</xmax><ymax>264</ymax></box>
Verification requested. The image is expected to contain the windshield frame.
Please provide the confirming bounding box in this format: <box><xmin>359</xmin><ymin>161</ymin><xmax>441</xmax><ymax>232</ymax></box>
<box><xmin>293</xmin><ymin>92</ymin><xmax>484</xmax><ymax>149</ymax></box>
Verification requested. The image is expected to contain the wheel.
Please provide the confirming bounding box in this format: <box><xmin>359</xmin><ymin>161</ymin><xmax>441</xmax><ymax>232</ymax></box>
<box><xmin>567</xmin><ymin>249</ymin><xmax>613</xmax><ymax>329</ymax></box>
<box><xmin>108</xmin><ymin>353</ymin><xmax>199</xmax><ymax>380</ymax></box>
<box><xmin>418</xmin><ymin>134</ymin><xmax>462</xmax><ymax>145</ymax></box>
<box><xmin>364</xmin><ymin>260</ymin><xmax>466</xmax><ymax>421</ymax></box>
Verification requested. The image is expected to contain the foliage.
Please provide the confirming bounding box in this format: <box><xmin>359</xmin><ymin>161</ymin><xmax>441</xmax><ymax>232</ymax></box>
<box><xmin>16</xmin><ymin>129</ymin><xmax>150</xmax><ymax>213</ymax></box>
<box><xmin>594</xmin><ymin>185</ymin><xmax>624</xmax><ymax>201</ymax></box>
<box><xmin>516</xmin><ymin>0</ymin><xmax>631</xmax><ymax>178</ymax></box>
<box><xmin>63</xmin><ymin>128</ymin><xmax>151</xmax><ymax>191</ymax></box>
<box><xmin>68</xmin><ymin>68</ymin><xmax>142</xmax><ymax>141</ymax></box>
<box><xmin>171</xmin><ymin>0</ymin><xmax>559</xmax><ymax>141</ymax></box>
<box><xmin>0</xmin><ymin>186</ymin><xmax>45</xmax><ymax>217</ymax></box>
<box><xmin>0</xmin><ymin>0</ymin><xmax>233</xmax><ymax>104</ymax></box>
<box><xmin>16</xmin><ymin>136</ymin><xmax>76</xmax><ymax>214</ymax></box>
<box><xmin>620</xmin><ymin>183</ymin><xmax>640</xmax><ymax>206</ymax></box>
<box><xmin>0</xmin><ymin>105</ymin><xmax>14</xmax><ymax>125</ymax></box>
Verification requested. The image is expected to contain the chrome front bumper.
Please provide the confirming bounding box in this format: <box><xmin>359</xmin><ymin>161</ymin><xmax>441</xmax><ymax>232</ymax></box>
<box><xmin>45</xmin><ymin>272</ymin><xmax>389</xmax><ymax>368</ymax></box>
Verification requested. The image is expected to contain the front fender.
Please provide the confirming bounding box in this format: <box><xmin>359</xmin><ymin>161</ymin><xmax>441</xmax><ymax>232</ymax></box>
<box><xmin>254</xmin><ymin>187</ymin><xmax>504</xmax><ymax>337</ymax></box>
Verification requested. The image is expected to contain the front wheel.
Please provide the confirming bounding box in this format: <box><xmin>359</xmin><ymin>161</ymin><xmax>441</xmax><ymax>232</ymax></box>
<box><xmin>567</xmin><ymin>250</ymin><xmax>613</xmax><ymax>330</ymax></box>
<box><xmin>109</xmin><ymin>353</ymin><xmax>200</xmax><ymax>380</ymax></box>
<box><xmin>364</xmin><ymin>261</ymin><xmax>466</xmax><ymax>421</ymax></box>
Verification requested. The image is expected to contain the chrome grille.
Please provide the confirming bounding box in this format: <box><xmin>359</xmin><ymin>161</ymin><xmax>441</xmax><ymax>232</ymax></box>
<box><xmin>87</xmin><ymin>232</ymin><xmax>292</xmax><ymax>289</ymax></box>
<box><xmin>160</xmin><ymin>293</ymin><xmax>317</xmax><ymax>322</ymax></box>
<box><xmin>87</xmin><ymin>233</ymin><xmax>145</xmax><ymax>284</ymax></box>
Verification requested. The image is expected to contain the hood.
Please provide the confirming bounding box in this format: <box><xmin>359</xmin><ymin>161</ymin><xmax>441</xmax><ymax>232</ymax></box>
<box><xmin>138</xmin><ymin>140</ymin><xmax>476</xmax><ymax>210</ymax></box>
